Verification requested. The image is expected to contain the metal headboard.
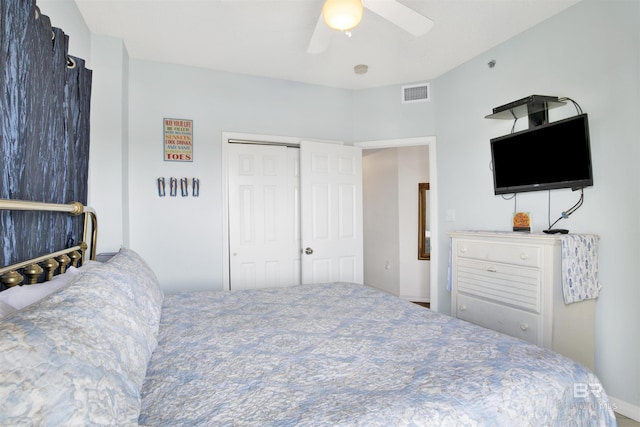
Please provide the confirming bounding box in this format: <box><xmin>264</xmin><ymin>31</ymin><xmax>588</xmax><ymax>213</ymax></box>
<box><xmin>0</xmin><ymin>199</ymin><xmax>98</xmax><ymax>288</ymax></box>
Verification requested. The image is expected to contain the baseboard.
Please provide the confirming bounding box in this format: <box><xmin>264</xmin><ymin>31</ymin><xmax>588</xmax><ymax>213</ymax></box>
<box><xmin>611</xmin><ymin>396</ymin><xmax>640</xmax><ymax>422</ymax></box>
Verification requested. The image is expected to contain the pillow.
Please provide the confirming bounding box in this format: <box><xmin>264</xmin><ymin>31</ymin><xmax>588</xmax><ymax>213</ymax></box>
<box><xmin>0</xmin><ymin>268</ymin><xmax>79</xmax><ymax>310</ymax></box>
<box><xmin>0</xmin><ymin>247</ymin><xmax>164</xmax><ymax>426</ymax></box>
<box><xmin>0</xmin><ymin>301</ymin><xmax>16</xmax><ymax>318</ymax></box>
<box><xmin>0</xmin><ymin>259</ymin><xmax>156</xmax><ymax>426</ymax></box>
<box><xmin>99</xmin><ymin>247</ymin><xmax>164</xmax><ymax>339</ymax></box>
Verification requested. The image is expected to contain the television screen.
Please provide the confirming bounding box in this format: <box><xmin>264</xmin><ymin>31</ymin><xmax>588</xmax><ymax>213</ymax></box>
<box><xmin>490</xmin><ymin>114</ymin><xmax>593</xmax><ymax>195</ymax></box>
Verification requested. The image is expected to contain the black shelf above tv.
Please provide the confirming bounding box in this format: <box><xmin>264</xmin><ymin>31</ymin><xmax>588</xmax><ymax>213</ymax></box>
<box><xmin>485</xmin><ymin>95</ymin><xmax>566</xmax><ymax>128</ymax></box>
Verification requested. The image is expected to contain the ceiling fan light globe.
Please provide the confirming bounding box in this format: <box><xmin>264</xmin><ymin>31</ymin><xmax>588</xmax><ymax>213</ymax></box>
<box><xmin>322</xmin><ymin>0</ymin><xmax>364</xmax><ymax>31</ymax></box>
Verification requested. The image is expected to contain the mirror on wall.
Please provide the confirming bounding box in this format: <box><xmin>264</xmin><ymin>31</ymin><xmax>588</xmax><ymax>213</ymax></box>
<box><xmin>418</xmin><ymin>183</ymin><xmax>430</xmax><ymax>260</ymax></box>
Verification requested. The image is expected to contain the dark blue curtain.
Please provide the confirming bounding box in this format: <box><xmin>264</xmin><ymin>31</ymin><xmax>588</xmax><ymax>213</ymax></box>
<box><xmin>1</xmin><ymin>0</ymin><xmax>92</xmax><ymax>266</ymax></box>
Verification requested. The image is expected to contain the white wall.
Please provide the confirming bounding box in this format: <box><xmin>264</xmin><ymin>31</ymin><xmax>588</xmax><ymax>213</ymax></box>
<box><xmin>352</xmin><ymin>84</ymin><xmax>436</xmax><ymax>142</ymax></box>
<box><xmin>88</xmin><ymin>35</ymin><xmax>129</xmax><ymax>252</ymax></box>
<box><xmin>397</xmin><ymin>146</ymin><xmax>430</xmax><ymax>301</ymax></box>
<box><xmin>363</xmin><ymin>149</ymin><xmax>400</xmax><ymax>295</ymax></box>
<box><xmin>127</xmin><ymin>61</ymin><xmax>355</xmax><ymax>292</ymax></box>
<box><xmin>434</xmin><ymin>0</ymin><xmax>639</xmax><ymax>415</ymax></box>
<box><xmin>363</xmin><ymin>146</ymin><xmax>430</xmax><ymax>301</ymax></box>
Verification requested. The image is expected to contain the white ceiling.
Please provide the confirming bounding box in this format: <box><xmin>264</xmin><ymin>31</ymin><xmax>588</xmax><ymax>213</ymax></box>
<box><xmin>73</xmin><ymin>0</ymin><xmax>580</xmax><ymax>90</ymax></box>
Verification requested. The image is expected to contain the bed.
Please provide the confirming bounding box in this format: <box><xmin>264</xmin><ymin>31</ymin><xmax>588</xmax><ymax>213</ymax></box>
<box><xmin>0</xmin><ymin>200</ymin><xmax>617</xmax><ymax>426</ymax></box>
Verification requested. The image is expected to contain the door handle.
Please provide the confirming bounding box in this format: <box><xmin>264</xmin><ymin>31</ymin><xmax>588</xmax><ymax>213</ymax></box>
<box><xmin>304</xmin><ymin>247</ymin><xmax>313</xmax><ymax>255</ymax></box>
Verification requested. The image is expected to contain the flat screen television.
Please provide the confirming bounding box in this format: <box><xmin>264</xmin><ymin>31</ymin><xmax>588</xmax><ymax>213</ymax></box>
<box><xmin>490</xmin><ymin>113</ymin><xmax>593</xmax><ymax>195</ymax></box>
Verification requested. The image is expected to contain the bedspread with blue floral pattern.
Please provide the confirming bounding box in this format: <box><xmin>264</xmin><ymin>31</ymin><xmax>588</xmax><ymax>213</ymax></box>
<box><xmin>139</xmin><ymin>282</ymin><xmax>616</xmax><ymax>426</ymax></box>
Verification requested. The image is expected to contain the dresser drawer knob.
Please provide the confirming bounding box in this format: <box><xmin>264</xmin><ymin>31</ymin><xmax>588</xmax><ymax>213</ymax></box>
<box><xmin>460</xmin><ymin>246</ymin><xmax>467</xmax><ymax>253</ymax></box>
<box><xmin>520</xmin><ymin>253</ymin><xmax>529</xmax><ymax>260</ymax></box>
<box><xmin>520</xmin><ymin>323</ymin><xmax>529</xmax><ymax>331</ymax></box>
<box><xmin>486</xmin><ymin>266</ymin><xmax>497</xmax><ymax>272</ymax></box>
<box><xmin>459</xmin><ymin>304</ymin><xmax>467</xmax><ymax>311</ymax></box>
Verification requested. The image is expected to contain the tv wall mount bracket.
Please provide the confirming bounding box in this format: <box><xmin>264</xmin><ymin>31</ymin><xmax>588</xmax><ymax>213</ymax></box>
<box><xmin>485</xmin><ymin>95</ymin><xmax>566</xmax><ymax>129</ymax></box>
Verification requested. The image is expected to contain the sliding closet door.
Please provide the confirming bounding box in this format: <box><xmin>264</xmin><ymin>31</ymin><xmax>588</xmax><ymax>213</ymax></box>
<box><xmin>300</xmin><ymin>141</ymin><xmax>363</xmax><ymax>284</ymax></box>
<box><xmin>228</xmin><ymin>144</ymin><xmax>301</xmax><ymax>290</ymax></box>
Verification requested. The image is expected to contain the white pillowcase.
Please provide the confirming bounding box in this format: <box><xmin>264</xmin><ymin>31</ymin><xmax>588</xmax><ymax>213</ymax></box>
<box><xmin>0</xmin><ymin>267</ymin><xmax>81</xmax><ymax>311</ymax></box>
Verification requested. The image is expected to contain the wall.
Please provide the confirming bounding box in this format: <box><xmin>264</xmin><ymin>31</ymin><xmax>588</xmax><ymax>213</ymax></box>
<box><xmin>88</xmin><ymin>35</ymin><xmax>129</xmax><ymax>252</ymax></box>
<box><xmin>434</xmin><ymin>0</ymin><xmax>639</xmax><ymax>415</ymax></box>
<box><xmin>362</xmin><ymin>146</ymin><xmax>430</xmax><ymax>301</ymax></box>
<box><xmin>363</xmin><ymin>149</ymin><xmax>400</xmax><ymax>295</ymax></box>
<box><xmin>352</xmin><ymin>84</ymin><xmax>437</xmax><ymax>142</ymax></box>
<box><xmin>127</xmin><ymin>61</ymin><xmax>355</xmax><ymax>292</ymax></box>
<box><xmin>397</xmin><ymin>146</ymin><xmax>430</xmax><ymax>301</ymax></box>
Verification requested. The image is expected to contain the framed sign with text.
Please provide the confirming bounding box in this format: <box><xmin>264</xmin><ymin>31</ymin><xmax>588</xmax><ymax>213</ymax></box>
<box><xmin>163</xmin><ymin>118</ymin><xmax>193</xmax><ymax>162</ymax></box>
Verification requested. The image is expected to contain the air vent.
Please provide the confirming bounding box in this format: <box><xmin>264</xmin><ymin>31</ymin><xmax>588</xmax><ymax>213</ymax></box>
<box><xmin>402</xmin><ymin>83</ymin><xmax>430</xmax><ymax>103</ymax></box>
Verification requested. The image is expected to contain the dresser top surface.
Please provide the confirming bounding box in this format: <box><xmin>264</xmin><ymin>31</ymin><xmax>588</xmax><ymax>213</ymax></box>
<box><xmin>449</xmin><ymin>230</ymin><xmax>562</xmax><ymax>243</ymax></box>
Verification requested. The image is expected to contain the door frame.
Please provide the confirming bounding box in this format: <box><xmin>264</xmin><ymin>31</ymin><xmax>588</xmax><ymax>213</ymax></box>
<box><xmin>221</xmin><ymin>131</ymin><xmax>343</xmax><ymax>290</ymax></box>
<box><xmin>354</xmin><ymin>136</ymin><xmax>439</xmax><ymax>312</ymax></box>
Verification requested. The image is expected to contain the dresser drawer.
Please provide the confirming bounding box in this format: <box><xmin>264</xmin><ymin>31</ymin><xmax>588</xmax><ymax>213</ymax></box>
<box><xmin>456</xmin><ymin>239</ymin><xmax>541</xmax><ymax>268</ymax></box>
<box><xmin>455</xmin><ymin>294</ymin><xmax>540</xmax><ymax>345</ymax></box>
<box><xmin>456</xmin><ymin>258</ymin><xmax>540</xmax><ymax>313</ymax></box>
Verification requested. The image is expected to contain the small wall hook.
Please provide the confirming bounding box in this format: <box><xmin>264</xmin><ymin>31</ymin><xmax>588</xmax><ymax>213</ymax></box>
<box><xmin>157</xmin><ymin>177</ymin><xmax>166</xmax><ymax>197</ymax></box>
<box><xmin>180</xmin><ymin>178</ymin><xmax>189</xmax><ymax>197</ymax></box>
<box><xmin>169</xmin><ymin>177</ymin><xmax>177</xmax><ymax>197</ymax></box>
<box><xmin>192</xmin><ymin>178</ymin><xmax>200</xmax><ymax>197</ymax></box>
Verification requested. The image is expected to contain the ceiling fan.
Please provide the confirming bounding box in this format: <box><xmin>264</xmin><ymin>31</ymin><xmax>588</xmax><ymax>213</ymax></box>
<box><xmin>307</xmin><ymin>0</ymin><xmax>434</xmax><ymax>54</ymax></box>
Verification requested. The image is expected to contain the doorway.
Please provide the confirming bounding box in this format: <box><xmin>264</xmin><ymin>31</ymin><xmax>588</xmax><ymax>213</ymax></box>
<box><xmin>354</xmin><ymin>137</ymin><xmax>438</xmax><ymax>311</ymax></box>
<box><xmin>362</xmin><ymin>146</ymin><xmax>430</xmax><ymax>302</ymax></box>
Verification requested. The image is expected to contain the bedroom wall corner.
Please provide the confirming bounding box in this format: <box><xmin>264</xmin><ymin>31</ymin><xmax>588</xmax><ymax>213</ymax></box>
<box><xmin>87</xmin><ymin>34</ymin><xmax>129</xmax><ymax>254</ymax></box>
<box><xmin>352</xmin><ymin>83</ymin><xmax>436</xmax><ymax>142</ymax></box>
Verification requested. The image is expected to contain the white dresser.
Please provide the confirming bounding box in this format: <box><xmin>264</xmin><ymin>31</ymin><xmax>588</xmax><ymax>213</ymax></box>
<box><xmin>449</xmin><ymin>231</ymin><xmax>595</xmax><ymax>370</ymax></box>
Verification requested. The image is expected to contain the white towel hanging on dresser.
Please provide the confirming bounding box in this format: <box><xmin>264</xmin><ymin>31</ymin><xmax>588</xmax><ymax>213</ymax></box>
<box><xmin>560</xmin><ymin>234</ymin><xmax>601</xmax><ymax>304</ymax></box>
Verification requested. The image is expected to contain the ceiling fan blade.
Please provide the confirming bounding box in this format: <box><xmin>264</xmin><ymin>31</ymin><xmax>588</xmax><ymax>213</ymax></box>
<box><xmin>363</xmin><ymin>0</ymin><xmax>434</xmax><ymax>37</ymax></box>
<box><xmin>307</xmin><ymin>14</ymin><xmax>333</xmax><ymax>54</ymax></box>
